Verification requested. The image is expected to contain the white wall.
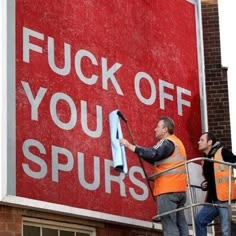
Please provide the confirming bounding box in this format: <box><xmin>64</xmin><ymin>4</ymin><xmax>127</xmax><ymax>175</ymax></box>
<box><xmin>218</xmin><ymin>0</ymin><xmax>236</xmax><ymax>153</ymax></box>
<box><xmin>185</xmin><ymin>162</ymin><xmax>206</xmax><ymax>225</ymax></box>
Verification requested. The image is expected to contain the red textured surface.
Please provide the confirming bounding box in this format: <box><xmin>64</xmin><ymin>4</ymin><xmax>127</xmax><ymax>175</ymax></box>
<box><xmin>15</xmin><ymin>0</ymin><xmax>202</xmax><ymax>221</ymax></box>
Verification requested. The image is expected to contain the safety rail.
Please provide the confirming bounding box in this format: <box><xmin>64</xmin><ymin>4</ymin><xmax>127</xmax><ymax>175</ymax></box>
<box><xmin>148</xmin><ymin>157</ymin><xmax>236</xmax><ymax>236</ymax></box>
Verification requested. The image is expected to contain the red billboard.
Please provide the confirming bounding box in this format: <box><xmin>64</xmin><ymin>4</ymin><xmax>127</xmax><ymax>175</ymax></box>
<box><xmin>12</xmin><ymin>0</ymin><xmax>204</xmax><ymax>222</ymax></box>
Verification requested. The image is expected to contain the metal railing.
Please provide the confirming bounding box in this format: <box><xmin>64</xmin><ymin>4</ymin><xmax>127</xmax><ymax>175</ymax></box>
<box><xmin>148</xmin><ymin>157</ymin><xmax>236</xmax><ymax>236</ymax></box>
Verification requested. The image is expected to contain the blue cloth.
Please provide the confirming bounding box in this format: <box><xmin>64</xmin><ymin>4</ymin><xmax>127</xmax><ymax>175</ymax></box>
<box><xmin>195</xmin><ymin>201</ymin><xmax>229</xmax><ymax>236</ymax></box>
<box><xmin>109</xmin><ymin>110</ymin><xmax>128</xmax><ymax>174</ymax></box>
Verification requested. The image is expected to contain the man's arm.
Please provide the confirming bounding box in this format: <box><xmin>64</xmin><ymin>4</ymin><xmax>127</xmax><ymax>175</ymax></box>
<box><xmin>222</xmin><ymin>148</ymin><xmax>236</xmax><ymax>163</ymax></box>
<box><xmin>120</xmin><ymin>138</ymin><xmax>175</xmax><ymax>164</ymax></box>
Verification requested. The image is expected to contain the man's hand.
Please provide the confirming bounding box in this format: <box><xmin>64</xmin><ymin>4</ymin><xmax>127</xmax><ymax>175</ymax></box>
<box><xmin>120</xmin><ymin>138</ymin><xmax>129</xmax><ymax>146</ymax></box>
<box><xmin>201</xmin><ymin>180</ymin><xmax>208</xmax><ymax>191</ymax></box>
<box><xmin>120</xmin><ymin>138</ymin><xmax>136</xmax><ymax>152</ymax></box>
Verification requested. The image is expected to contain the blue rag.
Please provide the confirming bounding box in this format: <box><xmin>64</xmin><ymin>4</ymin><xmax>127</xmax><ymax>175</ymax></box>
<box><xmin>109</xmin><ymin>110</ymin><xmax>128</xmax><ymax>174</ymax></box>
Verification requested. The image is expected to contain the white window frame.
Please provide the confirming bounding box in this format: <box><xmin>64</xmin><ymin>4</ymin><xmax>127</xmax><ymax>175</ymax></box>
<box><xmin>22</xmin><ymin>217</ymin><xmax>96</xmax><ymax>236</ymax></box>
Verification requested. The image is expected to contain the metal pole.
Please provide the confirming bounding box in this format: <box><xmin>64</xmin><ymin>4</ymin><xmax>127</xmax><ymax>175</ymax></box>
<box><xmin>124</xmin><ymin>121</ymin><xmax>156</xmax><ymax>202</ymax></box>
<box><xmin>117</xmin><ymin>111</ymin><xmax>155</xmax><ymax>201</ymax></box>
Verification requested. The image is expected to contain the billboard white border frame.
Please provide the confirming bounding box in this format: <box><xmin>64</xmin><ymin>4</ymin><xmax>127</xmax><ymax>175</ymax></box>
<box><xmin>0</xmin><ymin>0</ymin><xmax>207</xmax><ymax>230</ymax></box>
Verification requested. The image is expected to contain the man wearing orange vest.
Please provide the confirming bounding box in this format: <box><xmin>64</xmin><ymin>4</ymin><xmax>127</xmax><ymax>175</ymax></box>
<box><xmin>120</xmin><ymin>116</ymin><xmax>189</xmax><ymax>236</ymax></box>
<box><xmin>195</xmin><ymin>131</ymin><xmax>236</xmax><ymax>236</ymax></box>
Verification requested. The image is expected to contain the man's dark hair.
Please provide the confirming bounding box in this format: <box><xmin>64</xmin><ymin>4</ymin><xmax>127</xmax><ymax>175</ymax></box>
<box><xmin>202</xmin><ymin>131</ymin><xmax>218</xmax><ymax>145</ymax></box>
<box><xmin>159</xmin><ymin>116</ymin><xmax>175</xmax><ymax>134</ymax></box>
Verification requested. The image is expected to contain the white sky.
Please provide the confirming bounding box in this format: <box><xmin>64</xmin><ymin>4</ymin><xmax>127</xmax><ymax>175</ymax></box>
<box><xmin>218</xmin><ymin>0</ymin><xmax>236</xmax><ymax>153</ymax></box>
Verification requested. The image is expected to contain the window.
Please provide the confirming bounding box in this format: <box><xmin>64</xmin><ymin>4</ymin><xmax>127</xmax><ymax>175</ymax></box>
<box><xmin>23</xmin><ymin>217</ymin><xmax>96</xmax><ymax>236</ymax></box>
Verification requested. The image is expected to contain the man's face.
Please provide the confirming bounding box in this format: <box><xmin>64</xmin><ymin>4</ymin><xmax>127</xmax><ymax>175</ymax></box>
<box><xmin>198</xmin><ymin>133</ymin><xmax>211</xmax><ymax>153</ymax></box>
<box><xmin>154</xmin><ymin>120</ymin><xmax>167</xmax><ymax>139</ymax></box>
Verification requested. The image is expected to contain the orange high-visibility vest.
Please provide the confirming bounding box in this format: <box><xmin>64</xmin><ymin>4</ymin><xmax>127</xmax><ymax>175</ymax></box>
<box><xmin>153</xmin><ymin>135</ymin><xmax>187</xmax><ymax>196</ymax></box>
<box><xmin>214</xmin><ymin>148</ymin><xmax>236</xmax><ymax>201</ymax></box>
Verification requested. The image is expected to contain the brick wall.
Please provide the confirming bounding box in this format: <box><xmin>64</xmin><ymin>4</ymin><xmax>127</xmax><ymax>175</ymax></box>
<box><xmin>0</xmin><ymin>206</ymin><xmax>21</xmax><ymax>236</ymax></box>
<box><xmin>0</xmin><ymin>205</ymin><xmax>162</xmax><ymax>236</ymax></box>
<box><xmin>201</xmin><ymin>1</ymin><xmax>232</xmax><ymax>149</ymax></box>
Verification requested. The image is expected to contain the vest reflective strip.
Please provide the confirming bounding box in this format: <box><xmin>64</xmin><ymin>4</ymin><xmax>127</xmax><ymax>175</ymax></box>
<box><xmin>215</xmin><ymin>164</ymin><xmax>227</xmax><ymax>171</ymax></box>
<box><xmin>157</xmin><ymin>168</ymin><xmax>186</xmax><ymax>176</ymax></box>
<box><xmin>215</xmin><ymin>176</ymin><xmax>230</xmax><ymax>184</ymax></box>
<box><xmin>154</xmin><ymin>155</ymin><xmax>186</xmax><ymax>166</ymax></box>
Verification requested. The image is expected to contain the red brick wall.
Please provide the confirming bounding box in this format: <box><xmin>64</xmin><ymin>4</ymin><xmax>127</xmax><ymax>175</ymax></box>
<box><xmin>0</xmin><ymin>206</ymin><xmax>21</xmax><ymax>236</ymax></box>
<box><xmin>201</xmin><ymin>1</ymin><xmax>232</xmax><ymax>149</ymax></box>
<box><xmin>0</xmin><ymin>205</ymin><xmax>162</xmax><ymax>236</ymax></box>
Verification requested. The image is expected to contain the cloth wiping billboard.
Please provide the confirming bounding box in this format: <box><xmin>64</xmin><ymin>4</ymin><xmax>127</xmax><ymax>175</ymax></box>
<box><xmin>4</xmin><ymin>0</ymin><xmax>205</xmax><ymax>224</ymax></box>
